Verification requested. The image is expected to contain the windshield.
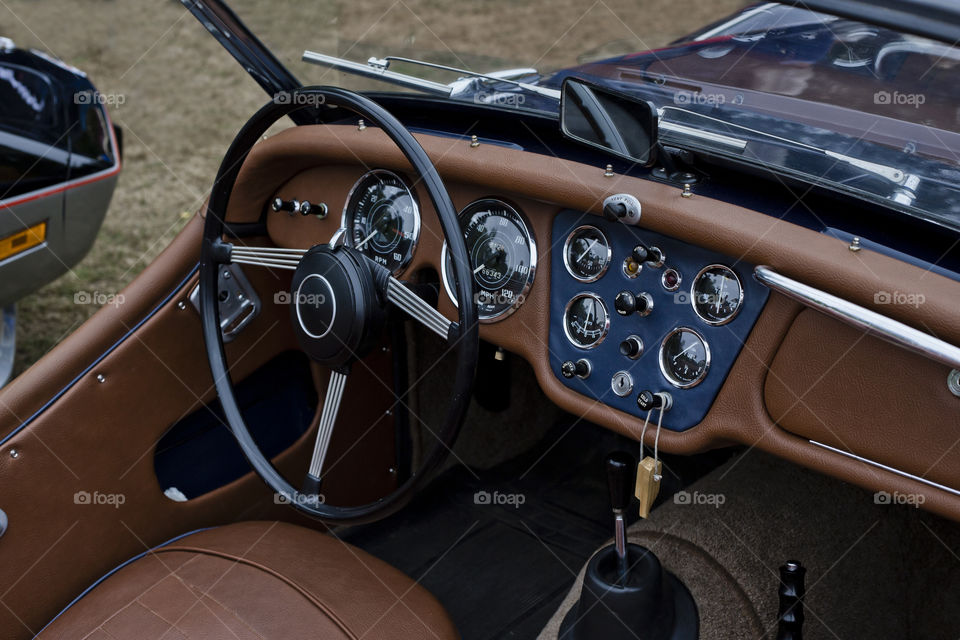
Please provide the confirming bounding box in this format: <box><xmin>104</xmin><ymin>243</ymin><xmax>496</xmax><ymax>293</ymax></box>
<box><xmin>237</xmin><ymin>0</ymin><xmax>960</xmax><ymax>230</ymax></box>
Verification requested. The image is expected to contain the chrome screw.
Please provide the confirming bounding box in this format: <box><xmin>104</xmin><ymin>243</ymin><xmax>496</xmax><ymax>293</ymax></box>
<box><xmin>849</xmin><ymin>237</ymin><xmax>862</xmax><ymax>252</ymax></box>
<box><xmin>681</xmin><ymin>183</ymin><xmax>693</xmax><ymax>198</ymax></box>
<box><xmin>96</xmin><ymin>374</ymin><xmax>106</xmax><ymax>384</ymax></box>
<box><xmin>9</xmin><ymin>449</ymin><xmax>18</xmax><ymax>459</ymax></box>
<box><xmin>604</xmin><ymin>164</ymin><xmax>615</xmax><ymax>178</ymax></box>
<box><xmin>357</xmin><ymin>119</ymin><xmax>366</xmax><ymax>131</ymax></box>
<box><xmin>470</xmin><ymin>135</ymin><xmax>480</xmax><ymax>148</ymax></box>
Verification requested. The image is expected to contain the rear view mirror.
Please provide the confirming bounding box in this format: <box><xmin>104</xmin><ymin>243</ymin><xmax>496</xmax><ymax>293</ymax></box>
<box><xmin>560</xmin><ymin>77</ymin><xmax>658</xmax><ymax>166</ymax></box>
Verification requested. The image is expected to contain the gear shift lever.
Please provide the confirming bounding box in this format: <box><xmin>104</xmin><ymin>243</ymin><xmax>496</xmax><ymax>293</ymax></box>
<box><xmin>605</xmin><ymin>451</ymin><xmax>634</xmax><ymax>582</ymax></box>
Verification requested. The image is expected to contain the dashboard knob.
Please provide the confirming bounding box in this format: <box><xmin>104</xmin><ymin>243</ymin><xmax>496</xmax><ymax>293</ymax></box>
<box><xmin>561</xmin><ymin>359</ymin><xmax>591</xmax><ymax>379</ymax></box>
<box><xmin>614</xmin><ymin>291</ymin><xmax>653</xmax><ymax>317</ymax></box>
<box><xmin>614</xmin><ymin>290</ymin><xmax>636</xmax><ymax>316</ymax></box>
<box><xmin>603</xmin><ymin>201</ymin><xmax>628</xmax><ymax>221</ymax></box>
<box><xmin>619</xmin><ymin>335</ymin><xmax>643</xmax><ymax>359</ymax></box>
<box><xmin>631</xmin><ymin>243</ymin><xmax>664</xmax><ymax>267</ymax></box>
<box><xmin>637</xmin><ymin>390</ymin><xmax>673</xmax><ymax>412</ymax></box>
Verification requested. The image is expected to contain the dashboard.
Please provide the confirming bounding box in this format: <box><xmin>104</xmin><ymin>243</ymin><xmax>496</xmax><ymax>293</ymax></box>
<box><xmin>298</xmin><ymin>167</ymin><xmax>769</xmax><ymax>432</ymax></box>
<box><xmin>246</xmin><ymin>123</ymin><xmax>960</xmax><ymax>523</ymax></box>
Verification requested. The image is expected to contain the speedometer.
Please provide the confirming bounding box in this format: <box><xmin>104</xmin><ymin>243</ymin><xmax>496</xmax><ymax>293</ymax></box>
<box><xmin>441</xmin><ymin>199</ymin><xmax>536</xmax><ymax>322</ymax></box>
<box><xmin>343</xmin><ymin>169</ymin><xmax>420</xmax><ymax>274</ymax></box>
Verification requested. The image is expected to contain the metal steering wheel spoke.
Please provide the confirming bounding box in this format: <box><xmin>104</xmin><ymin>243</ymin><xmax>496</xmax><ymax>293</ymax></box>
<box><xmin>229</xmin><ymin>245</ymin><xmax>307</xmax><ymax>270</ymax></box>
<box><xmin>304</xmin><ymin>369</ymin><xmax>348</xmax><ymax>492</ymax></box>
<box><xmin>386</xmin><ymin>276</ymin><xmax>455</xmax><ymax>341</ymax></box>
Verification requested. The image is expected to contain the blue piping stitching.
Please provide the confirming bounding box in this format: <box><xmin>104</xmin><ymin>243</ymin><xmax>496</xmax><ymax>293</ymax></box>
<box><xmin>0</xmin><ymin>264</ymin><xmax>200</xmax><ymax>446</ymax></box>
<box><xmin>32</xmin><ymin>527</ymin><xmax>214</xmax><ymax>638</ymax></box>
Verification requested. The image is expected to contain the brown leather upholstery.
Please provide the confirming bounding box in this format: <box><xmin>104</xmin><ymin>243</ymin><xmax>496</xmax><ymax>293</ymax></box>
<box><xmin>36</xmin><ymin>521</ymin><xmax>459</xmax><ymax>640</ymax></box>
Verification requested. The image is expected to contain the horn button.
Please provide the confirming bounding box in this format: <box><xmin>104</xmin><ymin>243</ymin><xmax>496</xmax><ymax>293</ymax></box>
<box><xmin>289</xmin><ymin>245</ymin><xmax>384</xmax><ymax>370</ymax></box>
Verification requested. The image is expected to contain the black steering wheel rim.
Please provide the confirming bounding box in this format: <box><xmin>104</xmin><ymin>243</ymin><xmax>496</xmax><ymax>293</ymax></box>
<box><xmin>199</xmin><ymin>86</ymin><xmax>479</xmax><ymax>524</ymax></box>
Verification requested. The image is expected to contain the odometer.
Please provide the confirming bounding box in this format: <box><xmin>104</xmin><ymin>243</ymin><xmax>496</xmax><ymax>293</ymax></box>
<box><xmin>343</xmin><ymin>170</ymin><xmax>420</xmax><ymax>274</ymax></box>
<box><xmin>441</xmin><ymin>199</ymin><xmax>536</xmax><ymax>322</ymax></box>
<box><xmin>659</xmin><ymin>327</ymin><xmax>710</xmax><ymax>388</ymax></box>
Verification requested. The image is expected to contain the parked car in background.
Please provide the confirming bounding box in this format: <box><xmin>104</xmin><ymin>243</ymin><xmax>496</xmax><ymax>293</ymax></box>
<box><xmin>0</xmin><ymin>36</ymin><xmax>121</xmax><ymax>386</ymax></box>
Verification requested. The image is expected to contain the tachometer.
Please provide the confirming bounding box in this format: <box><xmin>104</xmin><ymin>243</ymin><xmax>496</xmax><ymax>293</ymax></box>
<box><xmin>343</xmin><ymin>169</ymin><xmax>420</xmax><ymax>274</ymax></box>
<box><xmin>441</xmin><ymin>199</ymin><xmax>536</xmax><ymax>322</ymax></box>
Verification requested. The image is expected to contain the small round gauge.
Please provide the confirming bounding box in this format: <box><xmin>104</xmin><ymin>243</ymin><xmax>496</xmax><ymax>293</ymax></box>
<box><xmin>441</xmin><ymin>199</ymin><xmax>536</xmax><ymax>322</ymax></box>
<box><xmin>563</xmin><ymin>294</ymin><xmax>610</xmax><ymax>349</ymax></box>
<box><xmin>691</xmin><ymin>264</ymin><xmax>743</xmax><ymax>325</ymax></box>
<box><xmin>659</xmin><ymin>327</ymin><xmax>711</xmax><ymax>388</ymax></box>
<box><xmin>343</xmin><ymin>169</ymin><xmax>420</xmax><ymax>274</ymax></box>
<box><xmin>563</xmin><ymin>226</ymin><xmax>611</xmax><ymax>282</ymax></box>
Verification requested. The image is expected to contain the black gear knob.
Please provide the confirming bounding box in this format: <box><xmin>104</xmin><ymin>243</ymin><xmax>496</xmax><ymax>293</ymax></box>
<box><xmin>606</xmin><ymin>451</ymin><xmax>635</xmax><ymax>512</ymax></box>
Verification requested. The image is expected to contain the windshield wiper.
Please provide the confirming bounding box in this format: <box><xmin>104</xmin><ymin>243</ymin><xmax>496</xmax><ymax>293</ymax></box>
<box><xmin>659</xmin><ymin>106</ymin><xmax>915</xmax><ymax>191</ymax></box>
<box><xmin>302</xmin><ymin>50</ymin><xmax>560</xmax><ymax>100</ymax></box>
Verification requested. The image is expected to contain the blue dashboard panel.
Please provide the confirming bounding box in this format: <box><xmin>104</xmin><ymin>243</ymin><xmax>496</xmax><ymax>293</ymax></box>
<box><xmin>548</xmin><ymin>209</ymin><xmax>769</xmax><ymax>431</ymax></box>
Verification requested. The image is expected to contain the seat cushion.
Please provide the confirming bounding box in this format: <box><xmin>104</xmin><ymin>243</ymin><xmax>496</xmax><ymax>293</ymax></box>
<box><xmin>37</xmin><ymin>521</ymin><xmax>459</xmax><ymax>640</ymax></box>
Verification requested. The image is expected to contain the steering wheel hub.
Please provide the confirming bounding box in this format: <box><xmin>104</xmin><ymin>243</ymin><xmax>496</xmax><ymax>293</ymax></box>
<box><xmin>289</xmin><ymin>244</ymin><xmax>384</xmax><ymax>370</ymax></box>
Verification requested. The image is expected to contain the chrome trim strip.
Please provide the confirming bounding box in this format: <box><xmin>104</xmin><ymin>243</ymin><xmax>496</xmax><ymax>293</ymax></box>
<box><xmin>809</xmin><ymin>440</ymin><xmax>960</xmax><ymax>498</ymax></box>
<box><xmin>302</xmin><ymin>51</ymin><xmax>452</xmax><ymax>96</ymax></box>
<box><xmin>754</xmin><ymin>266</ymin><xmax>960</xmax><ymax>370</ymax></box>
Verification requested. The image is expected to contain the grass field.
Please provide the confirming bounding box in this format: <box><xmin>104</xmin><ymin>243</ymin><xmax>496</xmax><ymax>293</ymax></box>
<box><xmin>1</xmin><ymin>0</ymin><xmax>744</xmax><ymax>378</ymax></box>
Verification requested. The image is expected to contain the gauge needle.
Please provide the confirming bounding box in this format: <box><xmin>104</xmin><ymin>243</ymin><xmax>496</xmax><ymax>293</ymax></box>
<box><xmin>473</xmin><ymin>263</ymin><xmax>486</xmax><ymax>275</ymax></box>
<box><xmin>715</xmin><ymin>278</ymin><xmax>726</xmax><ymax>313</ymax></box>
<box><xmin>357</xmin><ymin>230</ymin><xmax>377</xmax><ymax>249</ymax></box>
<box><xmin>577</xmin><ymin>239</ymin><xmax>598</xmax><ymax>263</ymax></box>
<box><xmin>673</xmin><ymin>343</ymin><xmax>696</xmax><ymax>362</ymax></box>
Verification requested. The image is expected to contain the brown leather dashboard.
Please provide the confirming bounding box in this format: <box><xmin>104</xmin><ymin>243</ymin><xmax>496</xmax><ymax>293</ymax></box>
<box><xmin>235</xmin><ymin>124</ymin><xmax>960</xmax><ymax>521</ymax></box>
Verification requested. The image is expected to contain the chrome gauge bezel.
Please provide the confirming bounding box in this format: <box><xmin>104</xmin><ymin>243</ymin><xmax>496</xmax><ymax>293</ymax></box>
<box><xmin>690</xmin><ymin>264</ymin><xmax>744</xmax><ymax>326</ymax></box>
<box><xmin>563</xmin><ymin>225</ymin><xmax>612</xmax><ymax>283</ymax></box>
<box><xmin>658</xmin><ymin>326</ymin><xmax>711</xmax><ymax>389</ymax></box>
<box><xmin>562</xmin><ymin>293</ymin><xmax>610</xmax><ymax>349</ymax></box>
<box><xmin>440</xmin><ymin>198</ymin><xmax>537</xmax><ymax>323</ymax></box>
<box><xmin>341</xmin><ymin>169</ymin><xmax>421</xmax><ymax>276</ymax></box>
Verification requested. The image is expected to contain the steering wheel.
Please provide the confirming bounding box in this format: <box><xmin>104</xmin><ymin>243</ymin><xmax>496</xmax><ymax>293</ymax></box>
<box><xmin>199</xmin><ymin>87</ymin><xmax>479</xmax><ymax>523</ymax></box>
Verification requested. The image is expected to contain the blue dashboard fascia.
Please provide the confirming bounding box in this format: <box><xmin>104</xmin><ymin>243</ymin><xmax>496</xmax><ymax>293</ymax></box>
<box><xmin>548</xmin><ymin>209</ymin><xmax>769</xmax><ymax>432</ymax></box>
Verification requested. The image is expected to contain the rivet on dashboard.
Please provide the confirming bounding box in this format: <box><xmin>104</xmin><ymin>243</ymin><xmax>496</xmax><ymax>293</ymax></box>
<box><xmin>604</xmin><ymin>164</ymin><xmax>615</xmax><ymax>178</ymax></box>
<box><xmin>8</xmin><ymin>449</ymin><xmax>18</xmax><ymax>459</ymax></box>
<box><xmin>681</xmin><ymin>183</ymin><xmax>693</xmax><ymax>198</ymax></box>
<box><xmin>849</xmin><ymin>237</ymin><xmax>862</xmax><ymax>252</ymax></box>
<box><xmin>470</xmin><ymin>135</ymin><xmax>480</xmax><ymax>148</ymax></box>
<box><xmin>177</xmin><ymin>301</ymin><xmax>187</xmax><ymax>310</ymax></box>
<box><xmin>357</xmin><ymin>119</ymin><xmax>366</xmax><ymax>131</ymax></box>
<box><xmin>96</xmin><ymin>374</ymin><xmax>106</xmax><ymax>384</ymax></box>
<box><xmin>948</xmin><ymin>369</ymin><xmax>960</xmax><ymax>398</ymax></box>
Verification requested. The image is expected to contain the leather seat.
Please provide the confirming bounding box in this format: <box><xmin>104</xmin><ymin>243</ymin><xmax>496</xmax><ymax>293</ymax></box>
<box><xmin>37</xmin><ymin>521</ymin><xmax>459</xmax><ymax>640</ymax></box>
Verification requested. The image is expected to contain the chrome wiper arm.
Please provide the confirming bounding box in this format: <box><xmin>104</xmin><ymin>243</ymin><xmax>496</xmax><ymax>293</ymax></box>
<box><xmin>659</xmin><ymin>106</ymin><xmax>910</xmax><ymax>186</ymax></box>
<box><xmin>368</xmin><ymin>56</ymin><xmax>560</xmax><ymax>100</ymax></box>
<box><xmin>302</xmin><ymin>50</ymin><xmax>560</xmax><ymax>100</ymax></box>
<box><xmin>302</xmin><ymin>50</ymin><xmax>452</xmax><ymax>96</ymax></box>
